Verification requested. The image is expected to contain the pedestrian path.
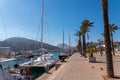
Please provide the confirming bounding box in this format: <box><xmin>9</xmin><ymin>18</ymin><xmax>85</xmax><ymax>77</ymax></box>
<box><xmin>51</xmin><ymin>53</ymin><xmax>105</xmax><ymax>80</ymax></box>
<box><xmin>37</xmin><ymin>52</ymin><xmax>120</xmax><ymax>80</ymax></box>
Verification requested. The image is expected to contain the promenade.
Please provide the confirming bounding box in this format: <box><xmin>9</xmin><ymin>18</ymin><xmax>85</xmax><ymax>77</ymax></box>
<box><xmin>37</xmin><ymin>52</ymin><xmax>120</xmax><ymax>80</ymax></box>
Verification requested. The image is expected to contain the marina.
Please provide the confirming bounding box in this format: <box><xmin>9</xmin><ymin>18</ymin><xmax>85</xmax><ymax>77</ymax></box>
<box><xmin>0</xmin><ymin>52</ymin><xmax>60</xmax><ymax>68</ymax></box>
<box><xmin>0</xmin><ymin>52</ymin><xmax>61</xmax><ymax>80</ymax></box>
<box><xmin>0</xmin><ymin>0</ymin><xmax>120</xmax><ymax>80</ymax></box>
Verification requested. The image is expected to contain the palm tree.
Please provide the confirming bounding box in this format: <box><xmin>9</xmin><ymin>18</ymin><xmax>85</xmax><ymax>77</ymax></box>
<box><xmin>109</xmin><ymin>24</ymin><xmax>119</xmax><ymax>55</ymax></box>
<box><xmin>80</xmin><ymin>19</ymin><xmax>94</xmax><ymax>56</ymax></box>
<box><xmin>101</xmin><ymin>0</ymin><xmax>114</xmax><ymax>77</ymax></box>
<box><xmin>74</xmin><ymin>30</ymin><xmax>82</xmax><ymax>54</ymax></box>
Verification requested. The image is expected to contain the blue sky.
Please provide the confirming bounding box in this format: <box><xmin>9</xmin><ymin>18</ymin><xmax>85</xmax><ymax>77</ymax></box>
<box><xmin>0</xmin><ymin>0</ymin><xmax>120</xmax><ymax>46</ymax></box>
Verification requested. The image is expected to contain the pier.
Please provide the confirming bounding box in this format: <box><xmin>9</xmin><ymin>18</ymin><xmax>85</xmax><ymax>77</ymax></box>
<box><xmin>37</xmin><ymin>52</ymin><xmax>120</xmax><ymax>80</ymax></box>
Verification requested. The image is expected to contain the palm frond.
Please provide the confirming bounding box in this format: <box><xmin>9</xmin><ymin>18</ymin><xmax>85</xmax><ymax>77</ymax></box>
<box><xmin>109</xmin><ymin>23</ymin><xmax>119</xmax><ymax>33</ymax></box>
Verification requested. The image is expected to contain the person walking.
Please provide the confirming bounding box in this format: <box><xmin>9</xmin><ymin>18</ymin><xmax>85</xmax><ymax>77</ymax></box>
<box><xmin>25</xmin><ymin>69</ymin><xmax>31</xmax><ymax>80</ymax></box>
<box><xmin>100</xmin><ymin>48</ymin><xmax>103</xmax><ymax>57</ymax></box>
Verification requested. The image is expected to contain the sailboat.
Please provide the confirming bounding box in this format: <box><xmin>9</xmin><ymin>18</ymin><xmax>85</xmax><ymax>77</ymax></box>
<box><xmin>35</xmin><ymin>0</ymin><xmax>57</xmax><ymax>66</ymax></box>
<box><xmin>20</xmin><ymin>0</ymin><xmax>57</xmax><ymax>79</ymax></box>
<box><xmin>68</xmin><ymin>35</ymin><xmax>74</xmax><ymax>56</ymax></box>
<box><xmin>58</xmin><ymin>30</ymin><xmax>68</xmax><ymax>62</ymax></box>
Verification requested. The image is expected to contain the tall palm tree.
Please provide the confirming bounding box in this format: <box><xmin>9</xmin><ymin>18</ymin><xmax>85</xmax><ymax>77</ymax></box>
<box><xmin>74</xmin><ymin>30</ymin><xmax>82</xmax><ymax>53</ymax></box>
<box><xmin>101</xmin><ymin>0</ymin><xmax>114</xmax><ymax>77</ymax></box>
<box><xmin>80</xmin><ymin>19</ymin><xmax>94</xmax><ymax>56</ymax></box>
<box><xmin>109</xmin><ymin>24</ymin><xmax>119</xmax><ymax>55</ymax></box>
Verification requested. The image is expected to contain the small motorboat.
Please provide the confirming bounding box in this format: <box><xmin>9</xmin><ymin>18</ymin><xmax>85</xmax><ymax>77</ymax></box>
<box><xmin>59</xmin><ymin>52</ymin><xmax>68</xmax><ymax>62</ymax></box>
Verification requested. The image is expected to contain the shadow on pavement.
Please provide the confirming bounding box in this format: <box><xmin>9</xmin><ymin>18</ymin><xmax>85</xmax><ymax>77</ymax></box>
<box><xmin>91</xmin><ymin>61</ymin><xmax>106</xmax><ymax>63</ymax></box>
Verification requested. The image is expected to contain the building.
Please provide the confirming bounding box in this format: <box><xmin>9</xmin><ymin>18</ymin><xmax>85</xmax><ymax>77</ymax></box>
<box><xmin>0</xmin><ymin>47</ymin><xmax>10</xmax><ymax>54</ymax></box>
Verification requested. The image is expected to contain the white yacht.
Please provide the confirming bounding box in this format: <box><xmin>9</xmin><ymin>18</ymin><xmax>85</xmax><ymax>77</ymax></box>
<box><xmin>20</xmin><ymin>53</ymin><xmax>57</xmax><ymax>68</ymax></box>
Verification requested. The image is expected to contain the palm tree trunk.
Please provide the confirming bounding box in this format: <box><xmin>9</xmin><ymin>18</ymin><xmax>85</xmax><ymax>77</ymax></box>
<box><xmin>82</xmin><ymin>34</ymin><xmax>86</xmax><ymax>56</ymax></box>
<box><xmin>78</xmin><ymin>39</ymin><xmax>80</xmax><ymax>52</ymax></box>
<box><xmin>101</xmin><ymin>0</ymin><xmax>114</xmax><ymax>78</ymax></box>
<box><xmin>78</xmin><ymin>36</ymin><xmax>82</xmax><ymax>54</ymax></box>
<box><xmin>79</xmin><ymin>36</ymin><xmax>82</xmax><ymax>54</ymax></box>
<box><xmin>111</xmin><ymin>33</ymin><xmax>115</xmax><ymax>55</ymax></box>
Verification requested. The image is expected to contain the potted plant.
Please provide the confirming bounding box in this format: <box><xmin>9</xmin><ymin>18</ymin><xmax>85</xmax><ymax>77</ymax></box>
<box><xmin>87</xmin><ymin>47</ymin><xmax>96</xmax><ymax>62</ymax></box>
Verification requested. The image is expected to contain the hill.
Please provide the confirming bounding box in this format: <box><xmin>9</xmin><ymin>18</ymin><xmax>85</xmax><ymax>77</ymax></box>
<box><xmin>57</xmin><ymin>43</ymin><xmax>69</xmax><ymax>49</ymax></box>
<box><xmin>0</xmin><ymin>37</ymin><xmax>61</xmax><ymax>51</ymax></box>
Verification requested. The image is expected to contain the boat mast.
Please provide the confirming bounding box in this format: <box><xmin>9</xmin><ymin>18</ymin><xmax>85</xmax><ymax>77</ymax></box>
<box><xmin>41</xmin><ymin>0</ymin><xmax>44</xmax><ymax>49</ymax></box>
<box><xmin>63</xmin><ymin>29</ymin><xmax>64</xmax><ymax>51</ymax></box>
<box><xmin>69</xmin><ymin>35</ymin><xmax>70</xmax><ymax>51</ymax></box>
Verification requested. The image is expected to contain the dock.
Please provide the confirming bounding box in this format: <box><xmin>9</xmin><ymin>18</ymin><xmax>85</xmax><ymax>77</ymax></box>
<box><xmin>0</xmin><ymin>58</ymin><xmax>16</xmax><ymax>62</ymax></box>
<box><xmin>37</xmin><ymin>52</ymin><xmax>120</xmax><ymax>80</ymax></box>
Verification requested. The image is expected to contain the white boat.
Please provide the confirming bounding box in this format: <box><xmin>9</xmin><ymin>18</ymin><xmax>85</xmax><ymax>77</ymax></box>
<box><xmin>35</xmin><ymin>53</ymin><xmax>57</xmax><ymax>66</ymax></box>
<box><xmin>20</xmin><ymin>53</ymin><xmax>57</xmax><ymax>68</ymax></box>
<box><xmin>19</xmin><ymin>53</ymin><xmax>57</xmax><ymax>80</ymax></box>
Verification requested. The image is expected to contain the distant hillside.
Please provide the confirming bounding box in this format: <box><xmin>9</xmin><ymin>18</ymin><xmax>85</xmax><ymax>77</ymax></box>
<box><xmin>57</xmin><ymin>43</ymin><xmax>69</xmax><ymax>49</ymax></box>
<box><xmin>57</xmin><ymin>43</ymin><xmax>77</xmax><ymax>50</ymax></box>
<box><xmin>0</xmin><ymin>37</ymin><xmax>61</xmax><ymax>51</ymax></box>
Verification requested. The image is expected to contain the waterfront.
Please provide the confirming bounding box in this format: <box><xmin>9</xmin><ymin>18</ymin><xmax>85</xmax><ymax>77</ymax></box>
<box><xmin>37</xmin><ymin>52</ymin><xmax>120</xmax><ymax>80</ymax></box>
<box><xmin>0</xmin><ymin>52</ymin><xmax>60</xmax><ymax>68</ymax></box>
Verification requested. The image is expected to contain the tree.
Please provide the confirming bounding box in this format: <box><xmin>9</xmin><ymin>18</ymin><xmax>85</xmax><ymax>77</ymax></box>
<box><xmin>80</xmin><ymin>19</ymin><xmax>94</xmax><ymax>56</ymax></box>
<box><xmin>74</xmin><ymin>30</ymin><xmax>82</xmax><ymax>54</ymax></box>
<box><xmin>101</xmin><ymin>0</ymin><xmax>114</xmax><ymax>77</ymax></box>
<box><xmin>109</xmin><ymin>24</ymin><xmax>119</xmax><ymax>55</ymax></box>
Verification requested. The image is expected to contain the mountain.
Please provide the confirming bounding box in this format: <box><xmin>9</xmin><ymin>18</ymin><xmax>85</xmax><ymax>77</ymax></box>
<box><xmin>0</xmin><ymin>37</ymin><xmax>61</xmax><ymax>51</ymax></box>
<box><xmin>57</xmin><ymin>43</ymin><xmax>69</xmax><ymax>49</ymax></box>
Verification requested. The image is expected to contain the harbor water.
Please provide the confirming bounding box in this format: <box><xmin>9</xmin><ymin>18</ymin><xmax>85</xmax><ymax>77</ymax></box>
<box><xmin>0</xmin><ymin>52</ymin><xmax>60</xmax><ymax>68</ymax></box>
